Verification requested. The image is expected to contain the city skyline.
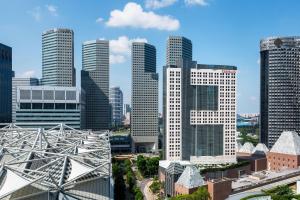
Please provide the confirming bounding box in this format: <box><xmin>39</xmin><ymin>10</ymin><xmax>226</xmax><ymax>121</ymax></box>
<box><xmin>2</xmin><ymin>0</ymin><xmax>300</xmax><ymax>113</ymax></box>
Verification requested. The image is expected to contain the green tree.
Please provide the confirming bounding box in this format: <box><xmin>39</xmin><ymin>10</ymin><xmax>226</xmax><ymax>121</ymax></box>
<box><xmin>149</xmin><ymin>179</ymin><xmax>161</xmax><ymax>194</ymax></box>
<box><xmin>134</xmin><ymin>186</ymin><xmax>144</xmax><ymax>200</ymax></box>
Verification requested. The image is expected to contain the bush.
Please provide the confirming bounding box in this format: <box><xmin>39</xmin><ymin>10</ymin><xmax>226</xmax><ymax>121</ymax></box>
<box><xmin>170</xmin><ymin>187</ymin><xmax>210</xmax><ymax>200</ymax></box>
<box><xmin>150</xmin><ymin>179</ymin><xmax>161</xmax><ymax>194</ymax></box>
<box><xmin>134</xmin><ymin>186</ymin><xmax>144</xmax><ymax>200</ymax></box>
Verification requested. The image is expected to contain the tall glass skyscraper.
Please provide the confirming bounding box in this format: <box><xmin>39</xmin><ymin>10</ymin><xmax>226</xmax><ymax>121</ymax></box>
<box><xmin>166</xmin><ymin>36</ymin><xmax>192</xmax><ymax>66</ymax></box>
<box><xmin>131</xmin><ymin>42</ymin><xmax>158</xmax><ymax>152</ymax></box>
<box><xmin>260</xmin><ymin>36</ymin><xmax>300</xmax><ymax>148</ymax></box>
<box><xmin>109</xmin><ymin>86</ymin><xmax>123</xmax><ymax>127</ymax></box>
<box><xmin>42</xmin><ymin>28</ymin><xmax>75</xmax><ymax>86</ymax></box>
<box><xmin>81</xmin><ymin>40</ymin><xmax>110</xmax><ymax>130</ymax></box>
<box><xmin>0</xmin><ymin>43</ymin><xmax>12</xmax><ymax>123</ymax></box>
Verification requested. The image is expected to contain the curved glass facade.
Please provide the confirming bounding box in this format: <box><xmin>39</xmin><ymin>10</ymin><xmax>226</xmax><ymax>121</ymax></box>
<box><xmin>260</xmin><ymin>36</ymin><xmax>300</xmax><ymax>148</ymax></box>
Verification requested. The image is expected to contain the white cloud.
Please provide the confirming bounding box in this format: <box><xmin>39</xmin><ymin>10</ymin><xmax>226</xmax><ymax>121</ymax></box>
<box><xmin>18</xmin><ymin>70</ymin><xmax>36</xmax><ymax>78</ymax></box>
<box><xmin>106</xmin><ymin>2</ymin><xmax>180</xmax><ymax>31</ymax></box>
<box><xmin>96</xmin><ymin>17</ymin><xmax>104</xmax><ymax>23</ymax></box>
<box><xmin>27</xmin><ymin>6</ymin><xmax>41</xmax><ymax>21</ymax></box>
<box><xmin>46</xmin><ymin>4</ymin><xmax>58</xmax><ymax>16</ymax></box>
<box><xmin>185</xmin><ymin>0</ymin><xmax>208</xmax><ymax>6</ymax></box>
<box><xmin>109</xmin><ymin>36</ymin><xmax>148</xmax><ymax>64</ymax></box>
<box><xmin>110</xmin><ymin>54</ymin><xmax>126</xmax><ymax>64</ymax></box>
<box><xmin>145</xmin><ymin>0</ymin><xmax>177</xmax><ymax>9</ymax></box>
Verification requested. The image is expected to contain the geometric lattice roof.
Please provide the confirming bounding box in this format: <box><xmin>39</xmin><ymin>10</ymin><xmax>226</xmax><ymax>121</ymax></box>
<box><xmin>166</xmin><ymin>162</ymin><xmax>184</xmax><ymax>175</ymax></box>
<box><xmin>176</xmin><ymin>165</ymin><xmax>205</xmax><ymax>189</ymax></box>
<box><xmin>252</xmin><ymin>143</ymin><xmax>269</xmax><ymax>155</ymax></box>
<box><xmin>238</xmin><ymin>142</ymin><xmax>255</xmax><ymax>154</ymax></box>
<box><xmin>0</xmin><ymin>123</ymin><xmax>112</xmax><ymax>200</ymax></box>
<box><xmin>270</xmin><ymin>131</ymin><xmax>300</xmax><ymax>155</ymax></box>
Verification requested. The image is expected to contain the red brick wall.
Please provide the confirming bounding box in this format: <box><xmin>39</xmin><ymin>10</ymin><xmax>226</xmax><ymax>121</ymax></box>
<box><xmin>254</xmin><ymin>157</ymin><xmax>267</xmax><ymax>171</ymax></box>
<box><xmin>267</xmin><ymin>152</ymin><xmax>300</xmax><ymax>171</ymax></box>
<box><xmin>174</xmin><ymin>183</ymin><xmax>198</xmax><ymax>195</ymax></box>
<box><xmin>207</xmin><ymin>179</ymin><xmax>232</xmax><ymax>200</ymax></box>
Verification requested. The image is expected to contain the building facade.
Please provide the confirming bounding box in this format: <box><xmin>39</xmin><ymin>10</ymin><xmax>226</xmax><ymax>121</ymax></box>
<box><xmin>260</xmin><ymin>37</ymin><xmax>300</xmax><ymax>148</ymax></box>
<box><xmin>12</xmin><ymin>77</ymin><xmax>39</xmax><ymax>122</ymax></box>
<box><xmin>0</xmin><ymin>43</ymin><xmax>12</xmax><ymax>123</ymax></box>
<box><xmin>81</xmin><ymin>40</ymin><xmax>110</xmax><ymax>130</ymax></box>
<box><xmin>131</xmin><ymin>42</ymin><xmax>159</xmax><ymax>152</ymax></box>
<box><xmin>42</xmin><ymin>28</ymin><xmax>75</xmax><ymax>86</ymax></box>
<box><xmin>164</xmin><ymin>36</ymin><xmax>193</xmax><ymax>159</ymax></box>
<box><xmin>166</xmin><ymin>36</ymin><xmax>192</xmax><ymax>66</ymax></box>
<box><xmin>109</xmin><ymin>86</ymin><xmax>123</xmax><ymax>126</ymax></box>
<box><xmin>165</xmin><ymin>61</ymin><xmax>237</xmax><ymax>163</ymax></box>
<box><xmin>15</xmin><ymin>86</ymin><xmax>84</xmax><ymax>129</ymax></box>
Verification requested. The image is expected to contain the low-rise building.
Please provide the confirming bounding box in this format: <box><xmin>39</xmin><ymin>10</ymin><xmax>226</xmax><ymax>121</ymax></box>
<box><xmin>267</xmin><ymin>131</ymin><xmax>300</xmax><ymax>171</ymax></box>
<box><xmin>15</xmin><ymin>86</ymin><xmax>85</xmax><ymax>129</ymax></box>
<box><xmin>174</xmin><ymin>165</ymin><xmax>205</xmax><ymax>195</ymax></box>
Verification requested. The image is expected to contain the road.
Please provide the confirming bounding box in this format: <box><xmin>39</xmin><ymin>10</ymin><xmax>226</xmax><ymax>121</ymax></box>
<box><xmin>140</xmin><ymin>178</ymin><xmax>158</xmax><ymax>200</ymax></box>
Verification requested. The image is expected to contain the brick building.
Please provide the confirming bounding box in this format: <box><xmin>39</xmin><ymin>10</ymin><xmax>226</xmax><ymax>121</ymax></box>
<box><xmin>267</xmin><ymin>131</ymin><xmax>300</xmax><ymax>171</ymax></box>
<box><xmin>174</xmin><ymin>165</ymin><xmax>205</xmax><ymax>195</ymax></box>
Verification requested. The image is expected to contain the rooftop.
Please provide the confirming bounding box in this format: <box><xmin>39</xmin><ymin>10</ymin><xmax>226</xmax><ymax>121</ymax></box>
<box><xmin>270</xmin><ymin>131</ymin><xmax>300</xmax><ymax>155</ymax></box>
<box><xmin>0</xmin><ymin>123</ymin><xmax>113</xmax><ymax>199</ymax></box>
<box><xmin>176</xmin><ymin>165</ymin><xmax>205</xmax><ymax>189</ymax></box>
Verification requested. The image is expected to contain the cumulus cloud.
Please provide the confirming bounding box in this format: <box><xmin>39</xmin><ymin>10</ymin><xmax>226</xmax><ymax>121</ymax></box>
<box><xmin>145</xmin><ymin>0</ymin><xmax>177</xmax><ymax>9</ymax></box>
<box><xmin>46</xmin><ymin>4</ymin><xmax>58</xmax><ymax>16</ymax></box>
<box><xmin>96</xmin><ymin>17</ymin><xmax>104</xmax><ymax>23</ymax></box>
<box><xmin>109</xmin><ymin>36</ymin><xmax>148</xmax><ymax>64</ymax></box>
<box><xmin>18</xmin><ymin>70</ymin><xmax>36</xmax><ymax>78</ymax></box>
<box><xmin>27</xmin><ymin>6</ymin><xmax>42</xmax><ymax>21</ymax></box>
<box><xmin>185</xmin><ymin>0</ymin><xmax>208</xmax><ymax>6</ymax></box>
<box><xmin>106</xmin><ymin>2</ymin><xmax>180</xmax><ymax>31</ymax></box>
<box><xmin>110</xmin><ymin>54</ymin><xmax>126</xmax><ymax>64</ymax></box>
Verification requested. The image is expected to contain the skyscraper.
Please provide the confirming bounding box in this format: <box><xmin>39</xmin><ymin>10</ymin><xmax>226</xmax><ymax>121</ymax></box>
<box><xmin>109</xmin><ymin>86</ymin><xmax>123</xmax><ymax>127</ymax></box>
<box><xmin>165</xmin><ymin>61</ymin><xmax>237</xmax><ymax>163</ymax></box>
<box><xmin>131</xmin><ymin>42</ymin><xmax>158</xmax><ymax>152</ymax></box>
<box><xmin>260</xmin><ymin>36</ymin><xmax>300</xmax><ymax>148</ymax></box>
<box><xmin>12</xmin><ymin>77</ymin><xmax>39</xmax><ymax>122</ymax></box>
<box><xmin>0</xmin><ymin>43</ymin><xmax>12</xmax><ymax>123</ymax></box>
<box><xmin>166</xmin><ymin>36</ymin><xmax>192</xmax><ymax>66</ymax></box>
<box><xmin>42</xmin><ymin>28</ymin><xmax>75</xmax><ymax>86</ymax></box>
<box><xmin>81</xmin><ymin>40</ymin><xmax>110</xmax><ymax>130</ymax></box>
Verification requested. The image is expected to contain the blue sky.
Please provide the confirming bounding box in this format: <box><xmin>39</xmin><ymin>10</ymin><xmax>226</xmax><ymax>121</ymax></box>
<box><xmin>1</xmin><ymin>0</ymin><xmax>300</xmax><ymax>113</ymax></box>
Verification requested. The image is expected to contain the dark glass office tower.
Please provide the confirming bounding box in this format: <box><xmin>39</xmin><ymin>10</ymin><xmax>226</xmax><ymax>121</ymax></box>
<box><xmin>131</xmin><ymin>42</ymin><xmax>158</xmax><ymax>152</ymax></box>
<box><xmin>260</xmin><ymin>37</ymin><xmax>300</xmax><ymax>148</ymax></box>
<box><xmin>0</xmin><ymin>43</ymin><xmax>12</xmax><ymax>123</ymax></box>
<box><xmin>81</xmin><ymin>40</ymin><xmax>110</xmax><ymax>130</ymax></box>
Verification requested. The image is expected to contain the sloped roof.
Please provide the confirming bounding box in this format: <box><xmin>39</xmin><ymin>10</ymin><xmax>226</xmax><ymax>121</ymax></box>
<box><xmin>236</xmin><ymin>142</ymin><xmax>243</xmax><ymax>151</ymax></box>
<box><xmin>0</xmin><ymin>123</ymin><xmax>112</xmax><ymax>199</ymax></box>
<box><xmin>270</xmin><ymin>131</ymin><xmax>300</xmax><ymax>155</ymax></box>
<box><xmin>252</xmin><ymin>143</ymin><xmax>269</xmax><ymax>155</ymax></box>
<box><xmin>0</xmin><ymin>169</ymin><xmax>31</xmax><ymax>199</ymax></box>
<box><xmin>166</xmin><ymin>162</ymin><xmax>184</xmax><ymax>174</ymax></box>
<box><xmin>239</xmin><ymin>142</ymin><xmax>255</xmax><ymax>154</ymax></box>
<box><xmin>176</xmin><ymin>165</ymin><xmax>205</xmax><ymax>189</ymax></box>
